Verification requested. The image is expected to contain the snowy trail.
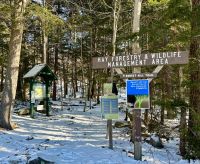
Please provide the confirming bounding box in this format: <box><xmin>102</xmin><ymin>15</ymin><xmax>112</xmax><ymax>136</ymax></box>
<box><xmin>0</xmin><ymin>104</ymin><xmax>199</xmax><ymax>164</ymax></box>
<box><xmin>0</xmin><ymin>106</ymin><xmax>135</xmax><ymax>164</ymax></box>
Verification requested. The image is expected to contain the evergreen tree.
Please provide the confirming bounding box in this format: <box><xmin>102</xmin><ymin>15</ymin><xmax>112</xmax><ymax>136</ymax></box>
<box><xmin>188</xmin><ymin>0</ymin><xmax>200</xmax><ymax>159</ymax></box>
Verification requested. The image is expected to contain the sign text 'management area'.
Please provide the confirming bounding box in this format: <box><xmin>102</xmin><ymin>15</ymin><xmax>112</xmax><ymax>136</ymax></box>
<box><xmin>92</xmin><ymin>51</ymin><xmax>189</xmax><ymax>69</ymax></box>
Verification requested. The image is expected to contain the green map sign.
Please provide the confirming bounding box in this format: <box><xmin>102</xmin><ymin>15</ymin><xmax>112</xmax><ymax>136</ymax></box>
<box><xmin>101</xmin><ymin>96</ymin><xmax>119</xmax><ymax>119</ymax></box>
<box><xmin>92</xmin><ymin>51</ymin><xmax>189</xmax><ymax>69</ymax></box>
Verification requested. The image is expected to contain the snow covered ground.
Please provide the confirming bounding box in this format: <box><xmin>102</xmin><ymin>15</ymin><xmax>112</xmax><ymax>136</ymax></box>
<box><xmin>0</xmin><ymin>99</ymin><xmax>199</xmax><ymax>164</ymax></box>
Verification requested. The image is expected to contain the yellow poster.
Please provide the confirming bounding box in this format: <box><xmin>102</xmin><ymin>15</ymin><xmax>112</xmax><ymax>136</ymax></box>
<box><xmin>33</xmin><ymin>83</ymin><xmax>45</xmax><ymax>99</ymax></box>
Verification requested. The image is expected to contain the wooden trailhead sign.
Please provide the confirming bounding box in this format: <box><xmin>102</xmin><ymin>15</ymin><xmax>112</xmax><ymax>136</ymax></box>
<box><xmin>92</xmin><ymin>51</ymin><xmax>189</xmax><ymax>69</ymax></box>
<box><xmin>92</xmin><ymin>50</ymin><xmax>189</xmax><ymax>159</ymax></box>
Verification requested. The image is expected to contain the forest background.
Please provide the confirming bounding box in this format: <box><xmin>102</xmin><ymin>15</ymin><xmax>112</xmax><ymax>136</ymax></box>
<box><xmin>0</xmin><ymin>0</ymin><xmax>199</xmax><ymax>160</ymax></box>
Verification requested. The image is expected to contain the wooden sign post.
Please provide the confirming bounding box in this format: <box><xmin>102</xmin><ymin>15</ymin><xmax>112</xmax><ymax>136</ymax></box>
<box><xmin>134</xmin><ymin>109</ymin><xmax>142</xmax><ymax>160</ymax></box>
<box><xmin>108</xmin><ymin>119</ymin><xmax>113</xmax><ymax>149</ymax></box>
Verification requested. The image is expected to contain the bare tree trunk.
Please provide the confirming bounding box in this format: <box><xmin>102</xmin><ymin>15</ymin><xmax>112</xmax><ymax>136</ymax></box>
<box><xmin>87</xmin><ymin>29</ymin><xmax>93</xmax><ymax>101</ymax></box>
<box><xmin>71</xmin><ymin>55</ymin><xmax>77</xmax><ymax>98</ymax></box>
<box><xmin>132</xmin><ymin>0</ymin><xmax>142</xmax><ymax>73</ymax></box>
<box><xmin>0</xmin><ymin>65</ymin><xmax>4</xmax><ymax>92</ymax></box>
<box><xmin>179</xmin><ymin>66</ymin><xmax>187</xmax><ymax>157</ymax></box>
<box><xmin>87</xmin><ymin>77</ymin><xmax>91</xmax><ymax>101</ymax></box>
<box><xmin>74</xmin><ymin>55</ymin><xmax>78</xmax><ymax>92</ymax></box>
<box><xmin>80</xmin><ymin>28</ymin><xmax>85</xmax><ymax>98</ymax></box>
<box><xmin>63</xmin><ymin>55</ymin><xmax>68</xmax><ymax>97</ymax></box>
<box><xmin>160</xmin><ymin>105</ymin><xmax>165</xmax><ymax>124</ymax></box>
<box><xmin>42</xmin><ymin>0</ymin><xmax>48</xmax><ymax>64</ymax></box>
<box><xmin>43</xmin><ymin>29</ymin><xmax>48</xmax><ymax>64</ymax></box>
<box><xmin>106</xmin><ymin>0</ymin><xmax>121</xmax><ymax>150</ymax></box>
<box><xmin>165</xmin><ymin>66</ymin><xmax>174</xmax><ymax>119</ymax></box>
<box><xmin>132</xmin><ymin>0</ymin><xmax>143</xmax><ymax>160</ymax></box>
<box><xmin>72</xmin><ymin>64</ymin><xmax>76</xmax><ymax>98</ymax></box>
<box><xmin>0</xmin><ymin>0</ymin><xmax>29</xmax><ymax>129</ymax></box>
<box><xmin>0</xmin><ymin>47</ymin><xmax>4</xmax><ymax>92</ymax></box>
<box><xmin>97</xmin><ymin>80</ymin><xmax>101</xmax><ymax>104</ymax></box>
<box><xmin>161</xmin><ymin>79</ymin><xmax>165</xmax><ymax>124</ymax></box>
<box><xmin>53</xmin><ymin>44</ymin><xmax>58</xmax><ymax>101</ymax></box>
<box><xmin>16</xmin><ymin>64</ymin><xmax>23</xmax><ymax>100</ymax></box>
<box><xmin>112</xmin><ymin>0</ymin><xmax>121</xmax><ymax>58</ymax></box>
<box><xmin>131</xmin><ymin>0</ymin><xmax>142</xmax><ymax>141</ymax></box>
<box><xmin>91</xmin><ymin>76</ymin><xmax>96</xmax><ymax>98</ymax></box>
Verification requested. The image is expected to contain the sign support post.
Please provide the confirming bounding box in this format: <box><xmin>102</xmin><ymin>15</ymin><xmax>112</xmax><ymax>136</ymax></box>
<box><xmin>108</xmin><ymin>119</ymin><xmax>113</xmax><ymax>149</ymax></box>
<box><xmin>133</xmin><ymin>109</ymin><xmax>142</xmax><ymax>160</ymax></box>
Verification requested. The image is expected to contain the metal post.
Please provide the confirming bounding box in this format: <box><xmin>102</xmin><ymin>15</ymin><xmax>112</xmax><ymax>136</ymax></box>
<box><xmin>108</xmin><ymin>119</ymin><xmax>113</xmax><ymax>149</ymax></box>
<box><xmin>134</xmin><ymin>109</ymin><xmax>142</xmax><ymax>160</ymax></box>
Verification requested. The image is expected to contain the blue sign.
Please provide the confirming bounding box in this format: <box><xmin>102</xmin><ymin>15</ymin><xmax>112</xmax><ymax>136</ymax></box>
<box><xmin>126</xmin><ymin>80</ymin><xmax>149</xmax><ymax>95</ymax></box>
<box><xmin>126</xmin><ymin>80</ymin><xmax>150</xmax><ymax>109</ymax></box>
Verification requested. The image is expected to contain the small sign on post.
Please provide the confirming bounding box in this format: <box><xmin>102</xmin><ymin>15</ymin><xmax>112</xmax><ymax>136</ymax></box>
<box><xmin>101</xmin><ymin>83</ymin><xmax>119</xmax><ymax>149</ymax></box>
<box><xmin>120</xmin><ymin>73</ymin><xmax>157</xmax><ymax>79</ymax></box>
<box><xmin>101</xmin><ymin>96</ymin><xmax>119</xmax><ymax>120</ymax></box>
<box><xmin>101</xmin><ymin>95</ymin><xmax>118</xmax><ymax>149</ymax></box>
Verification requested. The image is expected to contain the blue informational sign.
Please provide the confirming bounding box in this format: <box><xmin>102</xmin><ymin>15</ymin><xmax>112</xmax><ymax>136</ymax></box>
<box><xmin>126</xmin><ymin>80</ymin><xmax>149</xmax><ymax>95</ymax></box>
<box><xmin>126</xmin><ymin>80</ymin><xmax>150</xmax><ymax>109</ymax></box>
